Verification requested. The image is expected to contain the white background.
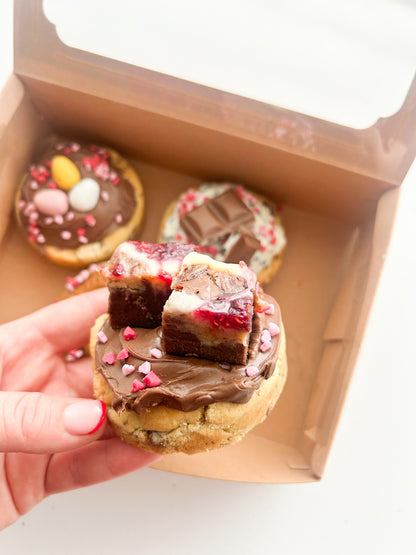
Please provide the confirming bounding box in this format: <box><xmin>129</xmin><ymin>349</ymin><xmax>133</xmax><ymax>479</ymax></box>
<box><xmin>1</xmin><ymin>2</ymin><xmax>416</xmax><ymax>554</ymax></box>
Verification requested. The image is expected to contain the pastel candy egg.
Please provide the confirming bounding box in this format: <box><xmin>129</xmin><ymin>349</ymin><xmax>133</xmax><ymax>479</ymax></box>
<box><xmin>51</xmin><ymin>155</ymin><xmax>81</xmax><ymax>190</ymax></box>
<box><xmin>33</xmin><ymin>188</ymin><xmax>69</xmax><ymax>216</ymax></box>
<box><xmin>68</xmin><ymin>178</ymin><xmax>100</xmax><ymax>212</ymax></box>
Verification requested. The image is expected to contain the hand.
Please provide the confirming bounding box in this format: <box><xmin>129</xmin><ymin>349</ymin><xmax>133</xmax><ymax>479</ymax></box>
<box><xmin>0</xmin><ymin>288</ymin><xmax>159</xmax><ymax>530</ymax></box>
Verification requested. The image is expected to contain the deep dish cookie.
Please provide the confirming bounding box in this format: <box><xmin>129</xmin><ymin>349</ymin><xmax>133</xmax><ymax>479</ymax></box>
<box><xmin>159</xmin><ymin>183</ymin><xmax>286</xmax><ymax>284</ymax></box>
<box><xmin>91</xmin><ymin>242</ymin><xmax>287</xmax><ymax>455</ymax></box>
<box><xmin>15</xmin><ymin>138</ymin><xmax>145</xmax><ymax>268</ymax></box>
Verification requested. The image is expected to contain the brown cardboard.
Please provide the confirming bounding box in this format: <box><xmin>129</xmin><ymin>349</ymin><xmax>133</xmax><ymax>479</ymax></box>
<box><xmin>0</xmin><ymin>1</ymin><xmax>413</xmax><ymax>482</ymax></box>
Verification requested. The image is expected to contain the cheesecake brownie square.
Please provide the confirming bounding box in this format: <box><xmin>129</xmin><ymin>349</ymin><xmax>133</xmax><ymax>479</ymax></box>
<box><xmin>102</xmin><ymin>241</ymin><xmax>196</xmax><ymax>328</ymax></box>
<box><xmin>162</xmin><ymin>252</ymin><xmax>256</xmax><ymax>365</ymax></box>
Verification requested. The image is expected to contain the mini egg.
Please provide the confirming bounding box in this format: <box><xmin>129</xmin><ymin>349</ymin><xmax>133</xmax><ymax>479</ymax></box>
<box><xmin>51</xmin><ymin>155</ymin><xmax>81</xmax><ymax>190</ymax></box>
<box><xmin>33</xmin><ymin>188</ymin><xmax>69</xmax><ymax>216</ymax></box>
<box><xmin>68</xmin><ymin>178</ymin><xmax>100</xmax><ymax>212</ymax></box>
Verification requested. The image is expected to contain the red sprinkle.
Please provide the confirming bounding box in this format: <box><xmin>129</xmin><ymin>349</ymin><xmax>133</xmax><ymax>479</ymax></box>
<box><xmin>85</xmin><ymin>215</ymin><xmax>96</xmax><ymax>227</ymax></box>
<box><xmin>117</xmin><ymin>348</ymin><xmax>129</xmax><ymax>360</ymax></box>
<box><xmin>102</xmin><ymin>352</ymin><xmax>116</xmax><ymax>365</ymax></box>
<box><xmin>77</xmin><ymin>228</ymin><xmax>86</xmax><ymax>236</ymax></box>
<box><xmin>123</xmin><ymin>326</ymin><xmax>137</xmax><ymax>340</ymax></box>
<box><xmin>131</xmin><ymin>379</ymin><xmax>146</xmax><ymax>392</ymax></box>
<box><xmin>143</xmin><ymin>371</ymin><xmax>161</xmax><ymax>387</ymax></box>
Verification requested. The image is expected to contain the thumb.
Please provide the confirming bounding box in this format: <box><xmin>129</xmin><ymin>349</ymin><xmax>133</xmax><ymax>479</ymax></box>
<box><xmin>0</xmin><ymin>392</ymin><xmax>106</xmax><ymax>454</ymax></box>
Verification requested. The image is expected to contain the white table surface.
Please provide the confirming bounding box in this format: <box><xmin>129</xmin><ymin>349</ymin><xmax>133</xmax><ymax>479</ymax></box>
<box><xmin>1</xmin><ymin>2</ymin><xmax>415</xmax><ymax>554</ymax></box>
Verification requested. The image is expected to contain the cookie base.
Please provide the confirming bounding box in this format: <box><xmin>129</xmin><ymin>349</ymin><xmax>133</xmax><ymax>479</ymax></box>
<box><xmin>91</xmin><ymin>314</ymin><xmax>287</xmax><ymax>455</ymax></box>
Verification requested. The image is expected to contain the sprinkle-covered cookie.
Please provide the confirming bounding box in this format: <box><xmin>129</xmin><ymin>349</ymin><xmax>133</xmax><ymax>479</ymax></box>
<box><xmin>15</xmin><ymin>138</ymin><xmax>145</xmax><ymax>268</ymax></box>
<box><xmin>158</xmin><ymin>183</ymin><xmax>286</xmax><ymax>284</ymax></box>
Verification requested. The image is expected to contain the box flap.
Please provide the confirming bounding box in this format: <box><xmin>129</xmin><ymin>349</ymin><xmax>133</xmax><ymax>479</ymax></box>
<box><xmin>14</xmin><ymin>1</ymin><xmax>416</xmax><ymax>189</ymax></box>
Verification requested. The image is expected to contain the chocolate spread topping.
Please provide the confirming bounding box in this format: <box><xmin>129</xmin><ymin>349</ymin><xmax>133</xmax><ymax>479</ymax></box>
<box><xmin>95</xmin><ymin>294</ymin><xmax>281</xmax><ymax>414</ymax></box>
<box><xmin>18</xmin><ymin>139</ymin><xmax>136</xmax><ymax>250</ymax></box>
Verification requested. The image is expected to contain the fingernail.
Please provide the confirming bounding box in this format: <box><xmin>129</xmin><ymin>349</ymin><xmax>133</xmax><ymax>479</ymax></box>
<box><xmin>63</xmin><ymin>400</ymin><xmax>106</xmax><ymax>435</ymax></box>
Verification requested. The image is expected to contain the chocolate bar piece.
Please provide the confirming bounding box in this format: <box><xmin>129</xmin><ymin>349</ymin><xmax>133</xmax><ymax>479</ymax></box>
<box><xmin>162</xmin><ymin>252</ymin><xmax>256</xmax><ymax>365</ymax></box>
<box><xmin>225</xmin><ymin>232</ymin><xmax>261</xmax><ymax>264</ymax></box>
<box><xmin>180</xmin><ymin>189</ymin><xmax>254</xmax><ymax>244</ymax></box>
<box><xmin>101</xmin><ymin>241</ymin><xmax>197</xmax><ymax>329</ymax></box>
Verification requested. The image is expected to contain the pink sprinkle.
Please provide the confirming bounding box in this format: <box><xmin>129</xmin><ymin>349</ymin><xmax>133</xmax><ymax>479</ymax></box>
<box><xmin>150</xmin><ymin>348</ymin><xmax>162</xmax><ymax>359</ymax></box>
<box><xmin>261</xmin><ymin>329</ymin><xmax>272</xmax><ymax>343</ymax></box>
<box><xmin>71</xmin><ymin>142</ymin><xmax>80</xmax><ymax>152</ymax></box>
<box><xmin>143</xmin><ymin>371</ymin><xmax>161</xmax><ymax>387</ymax></box>
<box><xmin>23</xmin><ymin>202</ymin><xmax>35</xmax><ymax>215</ymax></box>
<box><xmin>95</xmin><ymin>162</ymin><xmax>110</xmax><ymax>180</ymax></box>
<box><xmin>29</xmin><ymin>212</ymin><xmax>39</xmax><ymax>222</ymax></box>
<box><xmin>78</xmin><ymin>236</ymin><xmax>89</xmax><ymax>244</ymax></box>
<box><xmin>122</xmin><ymin>364</ymin><xmax>135</xmax><ymax>376</ymax></box>
<box><xmin>101</xmin><ymin>190</ymin><xmax>110</xmax><ymax>202</ymax></box>
<box><xmin>138</xmin><ymin>361</ymin><xmax>151</xmax><ymax>374</ymax></box>
<box><xmin>123</xmin><ymin>326</ymin><xmax>137</xmax><ymax>340</ymax></box>
<box><xmin>60</xmin><ymin>230</ymin><xmax>71</xmax><ymax>240</ymax></box>
<box><xmin>85</xmin><ymin>215</ymin><xmax>96</xmax><ymax>227</ymax></box>
<box><xmin>66</xmin><ymin>348</ymin><xmax>84</xmax><ymax>362</ymax></box>
<box><xmin>131</xmin><ymin>379</ymin><xmax>146</xmax><ymax>392</ymax></box>
<box><xmin>54</xmin><ymin>215</ymin><xmax>64</xmax><ymax>225</ymax></box>
<box><xmin>66</xmin><ymin>211</ymin><xmax>74</xmax><ymax>221</ymax></box>
<box><xmin>30</xmin><ymin>180</ymin><xmax>38</xmax><ymax>190</ymax></box>
<box><xmin>44</xmin><ymin>216</ymin><xmax>53</xmax><ymax>225</ymax></box>
<box><xmin>66</xmin><ymin>277</ymin><xmax>79</xmax><ymax>290</ymax></box>
<box><xmin>103</xmin><ymin>352</ymin><xmax>115</xmax><ymax>365</ymax></box>
<box><xmin>115</xmin><ymin>213</ymin><xmax>122</xmax><ymax>224</ymax></box>
<box><xmin>265</xmin><ymin>304</ymin><xmax>275</xmax><ymax>315</ymax></box>
<box><xmin>117</xmin><ymin>348</ymin><xmax>129</xmax><ymax>360</ymax></box>
<box><xmin>36</xmin><ymin>234</ymin><xmax>45</xmax><ymax>244</ymax></box>
<box><xmin>268</xmin><ymin>322</ymin><xmax>281</xmax><ymax>337</ymax></box>
<box><xmin>246</xmin><ymin>365</ymin><xmax>260</xmax><ymax>377</ymax></box>
<box><xmin>96</xmin><ymin>331</ymin><xmax>108</xmax><ymax>344</ymax></box>
<box><xmin>18</xmin><ymin>200</ymin><xmax>26</xmax><ymax>209</ymax></box>
<box><xmin>78</xmin><ymin>269</ymin><xmax>90</xmax><ymax>281</ymax></box>
<box><xmin>260</xmin><ymin>341</ymin><xmax>272</xmax><ymax>353</ymax></box>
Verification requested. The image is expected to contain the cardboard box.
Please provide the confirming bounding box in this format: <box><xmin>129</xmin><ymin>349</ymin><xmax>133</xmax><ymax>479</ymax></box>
<box><xmin>0</xmin><ymin>1</ymin><xmax>415</xmax><ymax>482</ymax></box>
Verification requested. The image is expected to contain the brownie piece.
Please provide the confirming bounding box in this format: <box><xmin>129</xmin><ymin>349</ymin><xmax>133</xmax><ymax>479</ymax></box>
<box><xmin>162</xmin><ymin>252</ymin><xmax>256</xmax><ymax>365</ymax></box>
<box><xmin>101</xmin><ymin>241</ymin><xmax>197</xmax><ymax>328</ymax></box>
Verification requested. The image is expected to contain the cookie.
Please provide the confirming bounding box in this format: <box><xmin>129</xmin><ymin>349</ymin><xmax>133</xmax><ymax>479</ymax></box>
<box><xmin>159</xmin><ymin>183</ymin><xmax>286</xmax><ymax>284</ymax></box>
<box><xmin>15</xmin><ymin>139</ymin><xmax>145</xmax><ymax>268</ymax></box>
<box><xmin>91</xmin><ymin>242</ymin><xmax>287</xmax><ymax>455</ymax></box>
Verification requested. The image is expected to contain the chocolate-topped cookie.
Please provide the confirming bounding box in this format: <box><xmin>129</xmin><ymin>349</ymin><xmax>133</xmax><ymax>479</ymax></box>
<box><xmin>15</xmin><ymin>138</ymin><xmax>145</xmax><ymax>268</ymax></box>
<box><xmin>91</xmin><ymin>242</ymin><xmax>287</xmax><ymax>455</ymax></box>
<box><xmin>159</xmin><ymin>183</ymin><xmax>286</xmax><ymax>284</ymax></box>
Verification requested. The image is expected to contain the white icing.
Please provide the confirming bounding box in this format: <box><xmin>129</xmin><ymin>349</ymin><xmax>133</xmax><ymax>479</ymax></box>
<box><xmin>165</xmin><ymin>290</ymin><xmax>205</xmax><ymax>313</ymax></box>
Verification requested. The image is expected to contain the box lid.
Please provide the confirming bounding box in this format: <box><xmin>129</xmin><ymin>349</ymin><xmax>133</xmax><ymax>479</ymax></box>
<box><xmin>13</xmin><ymin>0</ymin><xmax>416</xmax><ymax>187</ymax></box>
